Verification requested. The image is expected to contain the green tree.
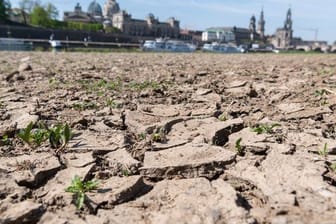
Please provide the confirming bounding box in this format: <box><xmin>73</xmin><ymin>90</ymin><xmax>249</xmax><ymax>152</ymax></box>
<box><xmin>29</xmin><ymin>2</ymin><xmax>59</xmax><ymax>28</ymax></box>
<box><xmin>45</xmin><ymin>2</ymin><xmax>58</xmax><ymax>20</ymax></box>
<box><xmin>30</xmin><ymin>5</ymin><xmax>50</xmax><ymax>27</ymax></box>
<box><xmin>19</xmin><ymin>0</ymin><xmax>40</xmax><ymax>24</ymax></box>
<box><xmin>0</xmin><ymin>0</ymin><xmax>11</xmax><ymax>22</ymax></box>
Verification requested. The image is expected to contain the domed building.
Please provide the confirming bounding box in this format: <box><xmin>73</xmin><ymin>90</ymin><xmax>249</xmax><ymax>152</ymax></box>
<box><xmin>103</xmin><ymin>0</ymin><xmax>120</xmax><ymax>18</ymax></box>
<box><xmin>88</xmin><ymin>0</ymin><xmax>103</xmax><ymax>17</ymax></box>
<box><xmin>64</xmin><ymin>0</ymin><xmax>180</xmax><ymax>38</ymax></box>
<box><xmin>64</xmin><ymin>1</ymin><xmax>103</xmax><ymax>23</ymax></box>
<box><xmin>88</xmin><ymin>0</ymin><xmax>103</xmax><ymax>22</ymax></box>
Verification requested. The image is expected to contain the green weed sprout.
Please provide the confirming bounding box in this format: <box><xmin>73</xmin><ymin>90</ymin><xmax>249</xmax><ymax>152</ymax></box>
<box><xmin>0</xmin><ymin>135</ymin><xmax>10</xmax><ymax>146</ymax></box>
<box><xmin>318</xmin><ymin>143</ymin><xmax>328</xmax><ymax>159</ymax></box>
<box><xmin>72</xmin><ymin>102</ymin><xmax>97</xmax><ymax>111</ymax></box>
<box><xmin>235</xmin><ymin>138</ymin><xmax>244</xmax><ymax>156</ymax></box>
<box><xmin>314</xmin><ymin>89</ymin><xmax>328</xmax><ymax>97</ymax></box>
<box><xmin>17</xmin><ymin>122</ymin><xmax>34</xmax><ymax>145</ymax></box>
<box><xmin>65</xmin><ymin>175</ymin><xmax>99</xmax><ymax>209</ymax></box>
<box><xmin>251</xmin><ymin>123</ymin><xmax>281</xmax><ymax>135</ymax></box>
<box><xmin>49</xmin><ymin>123</ymin><xmax>72</xmax><ymax>151</ymax></box>
<box><xmin>138</xmin><ymin>133</ymin><xmax>146</xmax><ymax>141</ymax></box>
<box><xmin>152</xmin><ymin>133</ymin><xmax>162</xmax><ymax>142</ymax></box>
<box><xmin>218</xmin><ymin>113</ymin><xmax>227</xmax><ymax>121</ymax></box>
<box><xmin>330</xmin><ymin>163</ymin><xmax>336</xmax><ymax>172</ymax></box>
<box><xmin>17</xmin><ymin>122</ymin><xmax>48</xmax><ymax>147</ymax></box>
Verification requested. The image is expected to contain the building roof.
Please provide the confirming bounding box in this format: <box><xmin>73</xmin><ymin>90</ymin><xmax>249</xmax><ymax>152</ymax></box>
<box><xmin>206</xmin><ymin>27</ymin><xmax>249</xmax><ymax>33</ymax></box>
<box><xmin>88</xmin><ymin>1</ymin><xmax>103</xmax><ymax>16</ymax></box>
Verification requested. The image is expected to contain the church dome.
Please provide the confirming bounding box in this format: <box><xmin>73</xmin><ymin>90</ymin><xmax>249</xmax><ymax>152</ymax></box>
<box><xmin>88</xmin><ymin>1</ymin><xmax>103</xmax><ymax>17</ymax></box>
<box><xmin>103</xmin><ymin>0</ymin><xmax>120</xmax><ymax>18</ymax></box>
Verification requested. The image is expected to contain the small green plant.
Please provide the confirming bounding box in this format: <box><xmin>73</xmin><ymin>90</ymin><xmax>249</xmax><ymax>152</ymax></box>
<box><xmin>330</xmin><ymin>163</ymin><xmax>336</xmax><ymax>172</ymax></box>
<box><xmin>152</xmin><ymin>133</ymin><xmax>162</xmax><ymax>142</ymax></box>
<box><xmin>218</xmin><ymin>113</ymin><xmax>227</xmax><ymax>121</ymax></box>
<box><xmin>314</xmin><ymin>89</ymin><xmax>328</xmax><ymax>97</ymax></box>
<box><xmin>235</xmin><ymin>138</ymin><xmax>244</xmax><ymax>156</ymax></box>
<box><xmin>106</xmin><ymin>98</ymin><xmax>122</xmax><ymax>109</ymax></box>
<box><xmin>72</xmin><ymin>101</ymin><xmax>97</xmax><ymax>111</ymax></box>
<box><xmin>127</xmin><ymin>80</ymin><xmax>160</xmax><ymax>91</ymax></box>
<box><xmin>79</xmin><ymin>79</ymin><xmax>122</xmax><ymax>94</ymax></box>
<box><xmin>49</xmin><ymin>123</ymin><xmax>72</xmax><ymax>151</ymax></box>
<box><xmin>314</xmin><ymin>89</ymin><xmax>329</xmax><ymax>105</ymax></box>
<box><xmin>0</xmin><ymin>135</ymin><xmax>11</xmax><ymax>146</ymax></box>
<box><xmin>17</xmin><ymin>122</ymin><xmax>34</xmax><ymax>146</ymax></box>
<box><xmin>17</xmin><ymin>122</ymin><xmax>72</xmax><ymax>150</ymax></box>
<box><xmin>121</xmin><ymin>169</ymin><xmax>130</xmax><ymax>177</ymax></box>
<box><xmin>251</xmin><ymin>123</ymin><xmax>281</xmax><ymax>135</ymax></box>
<box><xmin>138</xmin><ymin>132</ymin><xmax>146</xmax><ymax>141</ymax></box>
<box><xmin>318</xmin><ymin>143</ymin><xmax>328</xmax><ymax>159</ymax></box>
<box><xmin>65</xmin><ymin>175</ymin><xmax>99</xmax><ymax>209</ymax></box>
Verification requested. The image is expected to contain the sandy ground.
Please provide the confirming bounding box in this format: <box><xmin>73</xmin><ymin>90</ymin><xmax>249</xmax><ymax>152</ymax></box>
<box><xmin>1</xmin><ymin>52</ymin><xmax>336</xmax><ymax>224</ymax></box>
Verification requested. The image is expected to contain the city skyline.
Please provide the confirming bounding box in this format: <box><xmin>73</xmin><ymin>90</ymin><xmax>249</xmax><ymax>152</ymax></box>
<box><xmin>9</xmin><ymin>0</ymin><xmax>335</xmax><ymax>43</ymax></box>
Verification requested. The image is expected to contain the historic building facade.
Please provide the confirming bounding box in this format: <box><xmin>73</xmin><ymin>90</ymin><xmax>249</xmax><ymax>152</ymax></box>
<box><xmin>63</xmin><ymin>2</ymin><xmax>103</xmax><ymax>23</ymax></box>
<box><xmin>202</xmin><ymin>9</ymin><xmax>265</xmax><ymax>44</ymax></box>
<box><xmin>64</xmin><ymin>0</ymin><xmax>180</xmax><ymax>38</ymax></box>
<box><xmin>271</xmin><ymin>9</ymin><xmax>293</xmax><ymax>49</ymax></box>
<box><xmin>104</xmin><ymin>1</ymin><xmax>180</xmax><ymax>38</ymax></box>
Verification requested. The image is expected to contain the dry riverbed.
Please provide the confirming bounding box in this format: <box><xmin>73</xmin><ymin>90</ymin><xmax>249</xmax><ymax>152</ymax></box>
<box><xmin>1</xmin><ymin>52</ymin><xmax>336</xmax><ymax>223</ymax></box>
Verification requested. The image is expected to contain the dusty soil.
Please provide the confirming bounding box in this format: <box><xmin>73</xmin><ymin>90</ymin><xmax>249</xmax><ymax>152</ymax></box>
<box><xmin>1</xmin><ymin>52</ymin><xmax>336</xmax><ymax>224</ymax></box>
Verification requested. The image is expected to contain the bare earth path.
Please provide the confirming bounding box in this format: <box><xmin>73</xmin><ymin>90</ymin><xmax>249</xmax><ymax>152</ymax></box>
<box><xmin>1</xmin><ymin>52</ymin><xmax>336</xmax><ymax>224</ymax></box>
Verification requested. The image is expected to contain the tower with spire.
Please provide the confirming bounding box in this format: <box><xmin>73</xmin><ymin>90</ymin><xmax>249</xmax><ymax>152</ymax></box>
<box><xmin>284</xmin><ymin>8</ymin><xmax>293</xmax><ymax>39</ymax></box>
<box><xmin>249</xmin><ymin>15</ymin><xmax>256</xmax><ymax>41</ymax></box>
<box><xmin>272</xmin><ymin>8</ymin><xmax>294</xmax><ymax>49</ymax></box>
<box><xmin>257</xmin><ymin>9</ymin><xmax>265</xmax><ymax>39</ymax></box>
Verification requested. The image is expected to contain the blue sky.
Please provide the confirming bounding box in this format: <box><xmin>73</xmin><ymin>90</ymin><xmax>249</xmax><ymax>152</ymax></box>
<box><xmin>10</xmin><ymin>0</ymin><xmax>335</xmax><ymax>43</ymax></box>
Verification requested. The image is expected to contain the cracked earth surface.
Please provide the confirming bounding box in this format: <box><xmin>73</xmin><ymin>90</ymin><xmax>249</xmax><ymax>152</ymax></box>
<box><xmin>1</xmin><ymin>52</ymin><xmax>336</xmax><ymax>224</ymax></box>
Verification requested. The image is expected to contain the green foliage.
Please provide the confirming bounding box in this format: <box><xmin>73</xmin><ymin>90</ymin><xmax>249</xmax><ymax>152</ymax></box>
<box><xmin>72</xmin><ymin>101</ymin><xmax>97</xmax><ymax>111</ymax></box>
<box><xmin>32</xmin><ymin>128</ymin><xmax>49</xmax><ymax>146</ymax></box>
<box><xmin>314</xmin><ymin>89</ymin><xmax>329</xmax><ymax>105</ymax></box>
<box><xmin>251</xmin><ymin>123</ymin><xmax>281</xmax><ymax>135</ymax></box>
<box><xmin>45</xmin><ymin>2</ymin><xmax>58</xmax><ymax>20</ymax></box>
<box><xmin>235</xmin><ymin>137</ymin><xmax>244</xmax><ymax>156</ymax></box>
<box><xmin>0</xmin><ymin>0</ymin><xmax>11</xmax><ymax>21</ymax></box>
<box><xmin>30</xmin><ymin>5</ymin><xmax>51</xmax><ymax>27</ymax></box>
<box><xmin>65</xmin><ymin>175</ymin><xmax>99</xmax><ymax>209</ymax></box>
<box><xmin>314</xmin><ymin>89</ymin><xmax>328</xmax><ymax>97</ymax></box>
<box><xmin>49</xmin><ymin>123</ymin><xmax>72</xmax><ymax>150</ymax></box>
<box><xmin>65</xmin><ymin>21</ymin><xmax>103</xmax><ymax>32</ymax></box>
<box><xmin>330</xmin><ymin>163</ymin><xmax>336</xmax><ymax>172</ymax></box>
<box><xmin>151</xmin><ymin>128</ymin><xmax>167</xmax><ymax>143</ymax></box>
<box><xmin>138</xmin><ymin>132</ymin><xmax>146</xmax><ymax>141</ymax></box>
<box><xmin>104</xmin><ymin>26</ymin><xmax>121</xmax><ymax>33</ymax></box>
<box><xmin>106</xmin><ymin>98</ymin><xmax>122</xmax><ymax>109</ymax></box>
<box><xmin>152</xmin><ymin>133</ymin><xmax>162</xmax><ymax>142</ymax></box>
<box><xmin>218</xmin><ymin>113</ymin><xmax>227</xmax><ymax>121</ymax></box>
<box><xmin>19</xmin><ymin>0</ymin><xmax>40</xmax><ymax>14</ymax></box>
<box><xmin>17</xmin><ymin>122</ymin><xmax>34</xmax><ymax>145</ymax></box>
<box><xmin>17</xmin><ymin>122</ymin><xmax>71</xmax><ymax>150</ymax></box>
<box><xmin>318</xmin><ymin>143</ymin><xmax>328</xmax><ymax>159</ymax></box>
<box><xmin>0</xmin><ymin>135</ymin><xmax>11</xmax><ymax>146</ymax></box>
<box><xmin>121</xmin><ymin>169</ymin><xmax>129</xmax><ymax>177</ymax></box>
<box><xmin>127</xmin><ymin>80</ymin><xmax>160</xmax><ymax>91</ymax></box>
<box><xmin>79</xmin><ymin>79</ymin><xmax>122</xmax><ymax>95</ymax></box>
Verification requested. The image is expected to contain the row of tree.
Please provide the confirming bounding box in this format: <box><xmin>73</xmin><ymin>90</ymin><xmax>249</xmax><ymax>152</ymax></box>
<box><xmin>0</xmin><ymin>0</ymin><xmax>11</xmax><ymax>21</ymax></box>
<box><xmin>0</xmin><ymin>0</ymin><xmax>112</xmax><ymax>32</ymax></box>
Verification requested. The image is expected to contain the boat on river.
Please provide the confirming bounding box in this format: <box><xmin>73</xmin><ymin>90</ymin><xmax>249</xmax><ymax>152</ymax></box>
<box><xmin>143</xmin><ymin>39</ymin><xmax>196</xmax><ymax>52</ymax></box>
<box><xmin>202</xmin><ymin>42</ymin><xmax>245</xmax><ymax>53</ymax></box>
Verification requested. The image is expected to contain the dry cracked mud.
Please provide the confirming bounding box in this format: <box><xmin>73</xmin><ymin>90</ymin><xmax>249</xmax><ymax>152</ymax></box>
<box><xmin>1</xmin><ymin>52</ymin><xmax>336</xmax><ymax>224</ymax></box>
